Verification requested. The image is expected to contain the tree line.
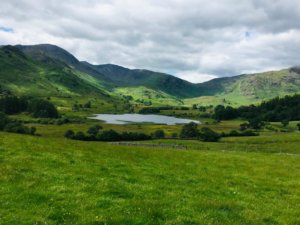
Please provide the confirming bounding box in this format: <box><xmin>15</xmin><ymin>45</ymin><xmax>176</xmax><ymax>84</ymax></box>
<box><xmin>65</xmin><ymin>125</ymin><xmax>152</xmax><ymax>142</ymax></box>
<box><xmin>0</xmin><ymin>112</ymin><xmax>36</xmax><ymax>135</ymax></box>
<box><xmin>214</xmin><ymin>94</ymin><xmax>300</xmax><ymax>122</ymax></box>
<box><xmin>0</xmin><ymin>95</ymin><xmax>59</xmax><ymax>118</ymax></box>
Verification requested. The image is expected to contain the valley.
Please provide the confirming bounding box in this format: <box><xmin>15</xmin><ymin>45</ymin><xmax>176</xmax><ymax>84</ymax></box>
<box><xmin>1</xmin><ymin>44</ymin><xmax>300</xmax><ymax>225</ymax></box>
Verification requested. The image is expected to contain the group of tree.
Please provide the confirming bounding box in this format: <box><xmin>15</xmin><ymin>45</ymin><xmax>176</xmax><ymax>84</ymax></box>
<box><xmin>72</xmin><ymin>101</ymin><xmax>92</xmax><ymax>111</ymax></box>
<box><xmin>138</xmin><ymin>106</ymin><xmax>190</xmax><ymax>114</ymax></box>
<box><xmin>180</xmin><ymin>122</ymin><xmax>221</xmax><ymax>142</ymax></box>
<box><xmin>221</xmin><ymin>129</ymin><xmax>258</xmax><ymax>137</ymax></box>
<box><xmin>214</xmin><ymin>94</ymin><xmax>300</xmax><ymax>122</ymax></box>
<box><xmin>0</xmin><ymin>95</ymin><xmax>59</xmax><ymax>118</ymax></box>
<box><xmin>0</xmin><ymin>112</ymin><xmax>36</xmax><ymax>135</ymax></box>
<box><xmin>65</xmin><ymin>125</ymin><xmax>152</xmax><ymax>142</ymax></box>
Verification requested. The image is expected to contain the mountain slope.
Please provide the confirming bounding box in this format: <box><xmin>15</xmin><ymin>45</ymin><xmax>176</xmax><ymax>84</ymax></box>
<box><xmin>13</xmin><ymin>45</ymin><xmax>202</xmax><ymax>98</ymax></box>
<box><xmin>184</xmin><ymin>69</ymin><xmax>300</xmax><ymax>105</ymax></box>
<box><xmin>0</xmin><ymin>45</ymin><xmax>109</xmax><ymax>98</ymax></box>
<box><xmin>1</xmin><ymin>44</ymin><xmax>300</xmax><ymax>107</ymax></box>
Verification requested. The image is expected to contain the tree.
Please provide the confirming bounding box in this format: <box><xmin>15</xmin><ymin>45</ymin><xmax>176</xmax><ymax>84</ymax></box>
<box><xmin>87</xmin><ymin>125</ymin><xmax>102</xmax><ymax>137</ymax></box>
<box><xmin>97</xmin><ymin>129</ymin><xmax>120</xmax><ymax>141</ymax></box>
<box><xmin>27</xmin><ymin>99</ymin><xmax>59</xmax><ymax>118</ymax></box>
<box><xmin>0</xmin><ymin>112</ymin><xmax>9</xmax><ymax>130</ymax></box>
<box><xmin>198</xmin><ymin>127</ymin><xmax>221</xmax><ymax>142</ymax></box>
<box><xmin>180</xmin><ymin>122</ymin><xmax>199</xmax><ymax>138</ymax></box>
<box><xmin>248</xmin><ymin>118</ymin><xmax>265</xmax><ymax>130</ymax></box>
<box><xmin>281</xmin><ymin>120</ymin><xmax>289</xmax><ymax>127</ymax></box>
<box><xmin>240</xmin><ymin>123</ymin><xmax>249</xmax><ymax>131</ymax></box>
<box><xmin>74</xmin><ymin>131</ymin><xmax>86</xmax><ymax>140</ymax></box>
<box><xmin>297</xmin><ymin>123</ymin><xmax>300</xmax><ymax>131</ymax></box>
<box><xmin>153</xmin><ymin>129</ymin><xmax>165</xmax><ymax>139</ymax></box>
<box><xmin>171</xmin><ymin>133</ymin><xmax>178</xmax><ymax>138</ymax></box>
<box><xmin>64</xmin><ymin>130</ymin><xmax>75</xmax><ymax>139</ymax></box>
<box><xmin>30</xmin><ymin>127</ymin><xmax>36</xmax><ymax>135</ymax></box>
<box><xmin>84</xmin><ymin>101</ymin><xmax>91</xmax><ymax>108</ymax></box>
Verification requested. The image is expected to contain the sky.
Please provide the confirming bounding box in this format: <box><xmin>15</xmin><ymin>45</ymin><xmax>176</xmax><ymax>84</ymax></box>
<box><xmin>1</xmin><ymin>0</ymin><xmax>300</xmax><ymax>83</ymax></box>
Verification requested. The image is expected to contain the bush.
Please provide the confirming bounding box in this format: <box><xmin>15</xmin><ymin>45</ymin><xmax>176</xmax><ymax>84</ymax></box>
<box><xmin>281</xmin><ymin>120</ymin><xmax>289</xmax><ymax>127</ymax></box>
<box><xmin>138</xmin><ymin>107</ymin><xmax>160</xmax><ymax>114</ymax></box>
<box><xmin>222</xmin><ymin>130</ymin><xmax>258</xmax><ymax>137</ymax></box>
<box><xmin>87</xmin><ymin>125</ymin><xmax>103</xmax><ymax>137</ymax></box>
<box><xmin>84</xmin><ymin>101</ymin><xmax>91</xmax><ymax>108</ymax></box>
<box><xmin>4</xmin><ymin>122</ymin><xmax>36</xmax><ymax>135</ymax></box>
<box><xmin>97</xmin><ymin>130</ymin><xmax>121</xmax><ymax>141</ymax></box>
<box><xmin>180</xmin><ymin>122</ymin><xmax>199</xmax><ymax>138</ymax></box>
<box><xmin>64</xmin><ymin>130</ymin><xmax>75</xmax><ymax>139</ymax></box>
<box><xmin>199</xmin><ymin>127</ymin><xmax>221</xmax><ymax>142</ymax></box>
<box><xmin>0</xmin><ymin>112</ymin><xmax>9</xmax><ymax>129</ymax></box>
<box><xmin>171</xmin><ymin>133</ymin><xmax>178</xmax><ymax>138</ymax></box>
<box><xmin>74</xmin><ymin>131</ymin><xmax>87</xmax><ymax>140</ymax></box>
<box><xmin>152</xmin><ymin>129</ymin><xmax>165</xmax><ymax>139</ymax></box>
<box><xmin>65</xmin><ymin>128</ymin><xmax>152</xmax><ymax>142</ymax></box>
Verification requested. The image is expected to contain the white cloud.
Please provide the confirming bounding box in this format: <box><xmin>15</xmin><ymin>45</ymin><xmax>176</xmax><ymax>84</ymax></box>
<box><xmin>177</xmin><ymin>72</ymin><xmax>218</xmax><ymax>83</ymax></box>
<box><xmin>1</xmin><ymin>0</ymin><xmax>300</xmax><ymax>83</ymax></box>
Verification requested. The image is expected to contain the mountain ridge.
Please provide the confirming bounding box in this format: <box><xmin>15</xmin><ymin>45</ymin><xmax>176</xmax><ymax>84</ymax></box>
<box><xmin>1</xmin><ymin>44</ymin><xmax>299</xmax><ymax>106</ymax></box>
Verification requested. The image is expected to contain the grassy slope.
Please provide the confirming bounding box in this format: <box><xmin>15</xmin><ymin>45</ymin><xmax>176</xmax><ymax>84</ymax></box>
<box><xmin>1</xmin><ymin>125</ymin><xmax>300</xmax><ymax>224</ymax></box>
<box><xmin>113</xmin><ymin>86</ymin><xmax>183</xmax><ymax>106</ymax></box>
<box><xmin>0</xmin><ymin>46</ymin><xmax>130</xmax><ymax>113</ymax></box>
<box><xmin>0</xmin><ymin>46</ymin><xmax>110</xmax><ymax>97</ymax></box>
<box><xmin>2</xmin><ymin>44</ymin><xmax>300</xmax><ymax>108</ymax></box>
<box><xmin>185</xmin><ymin>69</ymin><xmax>300</xmax><ymax>106</ymax></box>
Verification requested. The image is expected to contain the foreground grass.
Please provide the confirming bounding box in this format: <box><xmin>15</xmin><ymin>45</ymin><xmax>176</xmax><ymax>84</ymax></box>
<box><xmin>1</xmin><ymin>131</ymin><xmax>300</xmax><ymax>225</ymax></box>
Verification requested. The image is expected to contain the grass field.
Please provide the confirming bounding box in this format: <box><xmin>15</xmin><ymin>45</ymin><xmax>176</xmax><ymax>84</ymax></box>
<box><xmin>1</xmin><ymin>122</ymin><xmax>300</xmax><ymax>224</ymax></box>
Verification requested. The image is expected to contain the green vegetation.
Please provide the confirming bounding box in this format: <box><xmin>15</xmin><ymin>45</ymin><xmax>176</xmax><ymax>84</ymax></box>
<box><xmin>1</xmin><ymin>44</ymin><xmax>300</xmax><ymax>110</ymax></box>
<box><xmin>0</xmin><ymin>95</ymin><xmax>59</xmax><ymax>118</ymax></box>
<box><xmin>0</xmin><ymin>112</ymin><xmax>36</xmax><ymax>135</ymax></box>
<box><xmin>1</xmin><ymin>43</ymin><xmax>300</xmax><ymax>224</ymax></box>
<box><xmin>214</xmin><ymin>94</ymin><xmax>300</xmax><ymax>122</ymax></box>
<box><xmin>65</xmin><ymin>125</ymin><xmax>152</xmax><ymax>142</ymax></box>
<box><xmin>1</xmin><ymin>127</ymin><xmax>300</xmax><ymax>224</ymax></box>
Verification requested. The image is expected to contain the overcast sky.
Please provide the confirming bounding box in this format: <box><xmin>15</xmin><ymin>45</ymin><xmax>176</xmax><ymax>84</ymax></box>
<box><xmin>1</xmin><ymin>0</ymin><xmax>300</xmax><ymax>83</ymax></box>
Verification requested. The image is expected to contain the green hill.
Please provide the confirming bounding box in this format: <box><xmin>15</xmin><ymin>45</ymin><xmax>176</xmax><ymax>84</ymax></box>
<box><xmin>1</xmin><ymin>44</ymin><xmax>300</xmax><ymax>107</ymax></box>
<box><xmin>185</xmin><ymin>69</ymin><xmax>300</xmax><ymax>106</ymax></box>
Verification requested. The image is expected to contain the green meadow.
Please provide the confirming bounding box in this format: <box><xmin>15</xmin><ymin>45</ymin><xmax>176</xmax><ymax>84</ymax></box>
<box><xmin>1</xmin><ymin>122</ymin><xmax>300</xmax><ymax>225</ymax></box>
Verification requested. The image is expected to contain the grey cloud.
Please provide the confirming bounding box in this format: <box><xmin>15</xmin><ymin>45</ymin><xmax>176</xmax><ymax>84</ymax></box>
<box><xmin>1</xmin><ymin>0</ymin><xmax>300</xmax><ymax>83</ymax></box>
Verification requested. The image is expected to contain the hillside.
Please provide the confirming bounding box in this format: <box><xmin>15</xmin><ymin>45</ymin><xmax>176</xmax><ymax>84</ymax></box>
<box><xmin>185</xmin><ymin>69</ymin><xmax>300</xmax><ymax>106</ymax></box>
<box><xmin>1</xmin><ymin>44</ymin><xmax>300</xmax><ymax>107</ymax></box>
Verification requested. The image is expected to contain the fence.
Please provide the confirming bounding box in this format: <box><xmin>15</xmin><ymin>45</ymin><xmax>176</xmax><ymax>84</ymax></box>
<box><xmin>111</xmin><ymin>142</ymin><xmax>187</xmax><ymax>150</ymax></box>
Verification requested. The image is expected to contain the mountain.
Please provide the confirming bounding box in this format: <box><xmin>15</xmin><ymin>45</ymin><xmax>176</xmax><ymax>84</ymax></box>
<box><xmin>1</xmin><ymin>44</ymin><xmax>300</xmax><ymax>106</ymax></box>
<box><xmin>15</xmin><ymin>44</ymin><xmax>200</xmax><ymax>98</ymax></box>
<box><xmin>185</xmin><ymin>68</ymin><xmax>300</xmax><ymax>105</ymax></box>
<box><xmin>0</xmin><ymin>45</ymin><xmax>110</xmax><ymax>99</ymax></box>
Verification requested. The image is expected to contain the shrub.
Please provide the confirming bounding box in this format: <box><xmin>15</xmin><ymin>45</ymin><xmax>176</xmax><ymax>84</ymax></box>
<box><xmin>74</xmin><ymin>131</ymin><xmax>86</xmax><ymax>140</ymax></box>
<box><xmin>281</xmin><ymin>120</ymin><xmax>289</xmax><ymax>127</ymax></box>
<box><xmin>4</xmin><ymin>122</ymin><xmax>36</xmax><ymax>135</ymax></box>
<box><xmin>138</xmin><ymin>107</ymin><xmax>160</xmax><ymax>114</ymax></box>
<box><xmin>87</xmin><ymin>125</ymin><xmax>103</xmax><ymax>137</ymax></box>
<box><xmin>0</xmin><ymin>112</ymin><xmax>9</xmax><ymax>129</ymax></box>
<box><xmin>64</xmin><ymin>130</ymin><xmax>75</xmax><ymax>139</ymax></box>
<box><xmin>222</xmin><ymin>130</ymin><xmax>258</xmax><ymax>137</ymax></box>
<box><xmin>171</xmin><ymin>133</ymin><xmax>178</xmax><ymax>138</ymax></box>
<box><xmin>180</xmin><ymin>122</ymin><xmax>199</xmax><ymax>138</ymax></box>
<box><xmin>199</xmin><ymin>127</ymin><xmax>221</xmax><ymax>142</ymax></box>
<box><xmin>84</xmin><ymin>101</ymin><xmax>91</xmax><ymax>108</ymax></box>
<box><xmin>97</xmin><ymin>130</ymin><xmax>121</xmax><ymax>141</ymax></box>
<box><xmin>153</xmin><ymin>129</ymin><xmax>165</xmax><ymax>139</ymax></box>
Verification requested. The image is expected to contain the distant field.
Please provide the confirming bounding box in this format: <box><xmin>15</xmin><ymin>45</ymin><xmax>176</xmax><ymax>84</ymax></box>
<box><xmin>1</xmin><ymin>125</ymin><xmax>300</xmax><ymax>224</ymax></box>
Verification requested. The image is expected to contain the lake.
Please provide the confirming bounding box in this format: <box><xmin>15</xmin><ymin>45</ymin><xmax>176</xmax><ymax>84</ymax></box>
<box><xmin>89</xmin><ymin>114</ymin><xmax>200</xmax><ymax>125</ymax></box>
